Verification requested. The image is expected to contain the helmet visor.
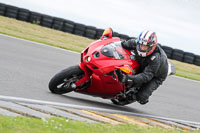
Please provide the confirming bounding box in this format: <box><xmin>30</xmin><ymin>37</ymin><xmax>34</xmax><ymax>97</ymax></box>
<box><xmin>137</xmin><ymin>42</ymin><xmax>150</xmax><ymax>53</ymax></box>
<box><xmin>139</xmin><ymin>44</ymin><xmax>149</xmax><ymax>51</ymax></box>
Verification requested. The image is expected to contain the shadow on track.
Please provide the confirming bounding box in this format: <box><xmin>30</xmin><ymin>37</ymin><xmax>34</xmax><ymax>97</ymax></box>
<box><xmin>56</xmin><ymin>94</ymin><xmax>148</xmax><ymax>114</ymax></box>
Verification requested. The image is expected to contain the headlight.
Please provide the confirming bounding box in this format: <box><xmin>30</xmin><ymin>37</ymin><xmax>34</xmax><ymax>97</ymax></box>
<box><xmin>86</xmin><ymin>56</ymin><xmax>91</xmax><ymax>62</ymax></box>
<box><xmin>93</xmin><ymin>52</ymin><xmax>100</xmax><ymax>58</ymax></box>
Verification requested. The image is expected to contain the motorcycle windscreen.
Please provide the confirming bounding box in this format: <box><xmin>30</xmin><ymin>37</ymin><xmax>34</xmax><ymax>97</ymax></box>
<box><xmin>100</xmin><ymin>42</ymin><xmax>130</xmax><ymax>59</ymax></box>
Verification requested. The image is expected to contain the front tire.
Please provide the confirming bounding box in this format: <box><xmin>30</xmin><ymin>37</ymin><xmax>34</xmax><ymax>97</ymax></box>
<box><xmin>49</xmin><ymin>65</ymin><xmax>84</xmax><ymax>94</ymax></box>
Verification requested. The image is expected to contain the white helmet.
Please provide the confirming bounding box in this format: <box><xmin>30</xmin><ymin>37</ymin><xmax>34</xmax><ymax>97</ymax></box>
<box><xmin>136</xmin><ymin>30</ymin><xmax>157</xmax><ymax>57</ymax></box>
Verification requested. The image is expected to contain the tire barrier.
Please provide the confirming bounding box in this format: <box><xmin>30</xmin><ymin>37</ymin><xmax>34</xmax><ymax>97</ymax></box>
<box><xmin>5</xmin><ymin>5</ymin><xmax>19</xmax><ymax>19</ymax></box>
<box><xmin>84</xmin><ymin>26</ymin><xmax>97</xmax><ymax>39</ymax></box>
<box><xmin>40</xmin><ymin>15</ymin><xmax>54</xmax><ymax>28</ymax></box>
<box><xmin>74</xmin><ymin>23</ymin><xmax>86</xmax><ymax>36</ymax></box>
<box><xmin>29</xmin><ymin>12</ymin><xmax>42</xmax><ymax>24</ymax></box>
<box><xmin>52</xmin><ymin>17</ymin><xmax>65</xmax><ymax>30</ymax></box>
<box><xmin>118</xmin><ymin>34</ymin><xmax>130</xmax><ymax>40</ymax></box>
<box><xmin>113</xmin><ymin>32</ymin><xmax>120</xmax><ymax>38</ymax></box>
<box><xmin>0</xmin><ymin>3</ymin><xmax>6</xmax><ymax>16</ymax></box>
<box><xmin>62</xmin><ymin>20</ymin><xmax>75</xmax><ymax>33</ymax></box>
<box><xmin>96</xmin><ymin>29</ymin><xmax>104</xmax><ymax>39</ymax></box>
<box><xmin>17</xmin><ymin>8</ymin><xmax>30</xmax><ymax>22</ymax></box>
<box><xmin>194</xmin><ymin>55</ymin><xmax>200</xmax><ymax>66</ymax></box>
<box><xmin>183</xmin><ymin>52</ymin><xmax>195</xmax><ymax>64</ymax></box>
<box><xmin>161</xmin><ymin>46</ymin><xmax>174</xmax><ymax>59</ymax></box>
<box><xmin>171</xmin><ymin>49</ymin><xmax>184</xmax><ymax>62</ymax></box>
<box><xmin>0</xmin><ymin>2</ymin><xmax>200</xmax><ymax>66</ymax></box>
<box><xmin>129</xmin><ymin>36</ymin><xmax>137</xmax><ymax>40</ymax></box>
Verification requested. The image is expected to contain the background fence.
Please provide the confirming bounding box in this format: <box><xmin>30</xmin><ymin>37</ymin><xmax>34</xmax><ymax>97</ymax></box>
<box><xmin>0</xmin><ymin>3</ymin><xmax>200</xmax><ymax>66</ymax></box>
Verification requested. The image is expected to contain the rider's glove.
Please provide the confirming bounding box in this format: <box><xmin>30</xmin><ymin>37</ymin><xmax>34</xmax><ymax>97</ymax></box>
<box><xmin>122</xmin><ymin>74</ymin><xmax>128</xmax><ymax>83</ymax></box>
<box><xmin>119</xmin><ymin>73</ymin><xmax>128</xmax><ymax>83</ymax></box>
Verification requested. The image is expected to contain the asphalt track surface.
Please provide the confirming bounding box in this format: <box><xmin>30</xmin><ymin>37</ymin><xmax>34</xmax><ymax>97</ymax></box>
<box><xmin>0</xmin><ymin>34</ymin><xmax>200</xmax><ymax>122</ymax></box>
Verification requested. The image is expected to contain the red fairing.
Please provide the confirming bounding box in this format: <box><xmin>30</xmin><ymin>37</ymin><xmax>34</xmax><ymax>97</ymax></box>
<box><xmin>74</xmin><ymin>35</ymin><xmax>140</xmax><ymax>98</ymax></box>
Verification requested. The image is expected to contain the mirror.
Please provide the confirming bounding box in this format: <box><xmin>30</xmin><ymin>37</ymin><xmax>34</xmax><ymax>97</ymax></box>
<box><xmin>100</xmin><ymin>28</ymin><xmax>113</xmax><ymax>40</ymax></box>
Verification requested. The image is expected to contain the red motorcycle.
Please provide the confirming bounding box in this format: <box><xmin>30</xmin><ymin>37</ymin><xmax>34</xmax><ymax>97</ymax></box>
<box><xmin>49</xmin><ymin>28</ymin><xmax>141</xmax><ymax>105</ymax></box>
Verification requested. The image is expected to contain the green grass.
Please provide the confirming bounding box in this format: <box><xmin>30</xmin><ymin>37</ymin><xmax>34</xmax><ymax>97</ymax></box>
<box><xmin>170</xmin><ymin>60</ymin><xmax>200</xmax><ymax>81</ymax></box>
<box><xmin>0</xmin><ymin>116</ymin><xmax>198</xmax><ymax>133</ymax></box>
<box><xmin>0</xmin><ymin>16</ymin><xmax>200</xmax><ymax>81</ymax></box>
<box><xmin>0</xmin><ymin>16</ymin><xmax>93</xmax><ymax>53</ymax></box>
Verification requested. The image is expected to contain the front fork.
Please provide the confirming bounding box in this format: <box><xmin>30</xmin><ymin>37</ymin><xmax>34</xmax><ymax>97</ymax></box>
<box><xmin>75</xmin><ymin>62</ymin><xmax>92</xmax><ymax>87</ymax></box>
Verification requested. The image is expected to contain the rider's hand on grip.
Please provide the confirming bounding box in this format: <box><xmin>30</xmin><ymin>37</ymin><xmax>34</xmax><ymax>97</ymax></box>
<box><xmin>118</xmin><ymin>71</ymin><xmax>128</xmax><ymax>83</ymax></box>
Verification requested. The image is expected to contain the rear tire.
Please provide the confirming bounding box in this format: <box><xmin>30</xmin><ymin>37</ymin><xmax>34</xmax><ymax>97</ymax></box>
<box><xmin>49</xmin><ymin>65</ymin><xmax>84</xmax><ymax>94</ymax></box>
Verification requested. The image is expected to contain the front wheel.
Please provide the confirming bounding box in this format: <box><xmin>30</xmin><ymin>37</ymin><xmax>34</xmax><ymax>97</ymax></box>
<box><xmin>49</xmin><ymin>65</ymin><xmax>84</xmax><ymax>94</ymax></box>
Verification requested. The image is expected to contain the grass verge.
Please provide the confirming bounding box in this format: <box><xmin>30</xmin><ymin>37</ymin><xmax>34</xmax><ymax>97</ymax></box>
<box><xmin>0</xmin><ymin>16</ymin><xmax>93</xmax><ymax>53</ymax></box>
<box><xmin>0</xmin><ymin>16</ymin><xmax>200</xmax><ymax>81</ymax></box>
<box><xmin>170</xmin><ymin>59</ymin><xmax>200</xmax><ymax>81</ymax></box>
<box><xmin>0</xmin><ymin>116</ymin><xmax>199</xmax><ymax>133</ymax></box>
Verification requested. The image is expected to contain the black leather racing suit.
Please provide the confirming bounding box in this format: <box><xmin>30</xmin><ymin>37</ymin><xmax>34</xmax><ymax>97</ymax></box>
<box><xmin>122</xmin><ymin>39</ymin><xmax>168</xmax><ymax>104</ymax></box>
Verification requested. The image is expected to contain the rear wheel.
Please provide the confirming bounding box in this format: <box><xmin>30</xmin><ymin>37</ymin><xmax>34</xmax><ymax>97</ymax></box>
<box><xmin>49</xmin><ymin>65</ymin><xmax>84</xmax><ymax>94</ymax></box>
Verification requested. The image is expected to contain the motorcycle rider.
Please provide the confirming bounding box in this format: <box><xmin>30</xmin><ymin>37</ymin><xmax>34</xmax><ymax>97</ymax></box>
<box><xmin>121</xmin><ymin>30</ymin><xmax>168</xmax><ymax>105</ymax></box>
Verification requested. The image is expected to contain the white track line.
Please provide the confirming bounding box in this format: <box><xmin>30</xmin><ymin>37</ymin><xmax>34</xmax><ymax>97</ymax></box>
<box><xmin>172</xmin><ymin>75</ymin><xmax>200</xmax><ymax>83</ymax></box>
<box><xmin>0</xmin><ymin>95</ymin><xmax>199</xmax><ymax>126</ymax></box>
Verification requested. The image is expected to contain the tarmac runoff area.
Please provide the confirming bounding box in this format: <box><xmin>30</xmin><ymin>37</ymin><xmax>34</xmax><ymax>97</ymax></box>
<box><xmin>0</xmin><ymin>95</ymin><xmax>199</xmax><ymax>131</ymax></box>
